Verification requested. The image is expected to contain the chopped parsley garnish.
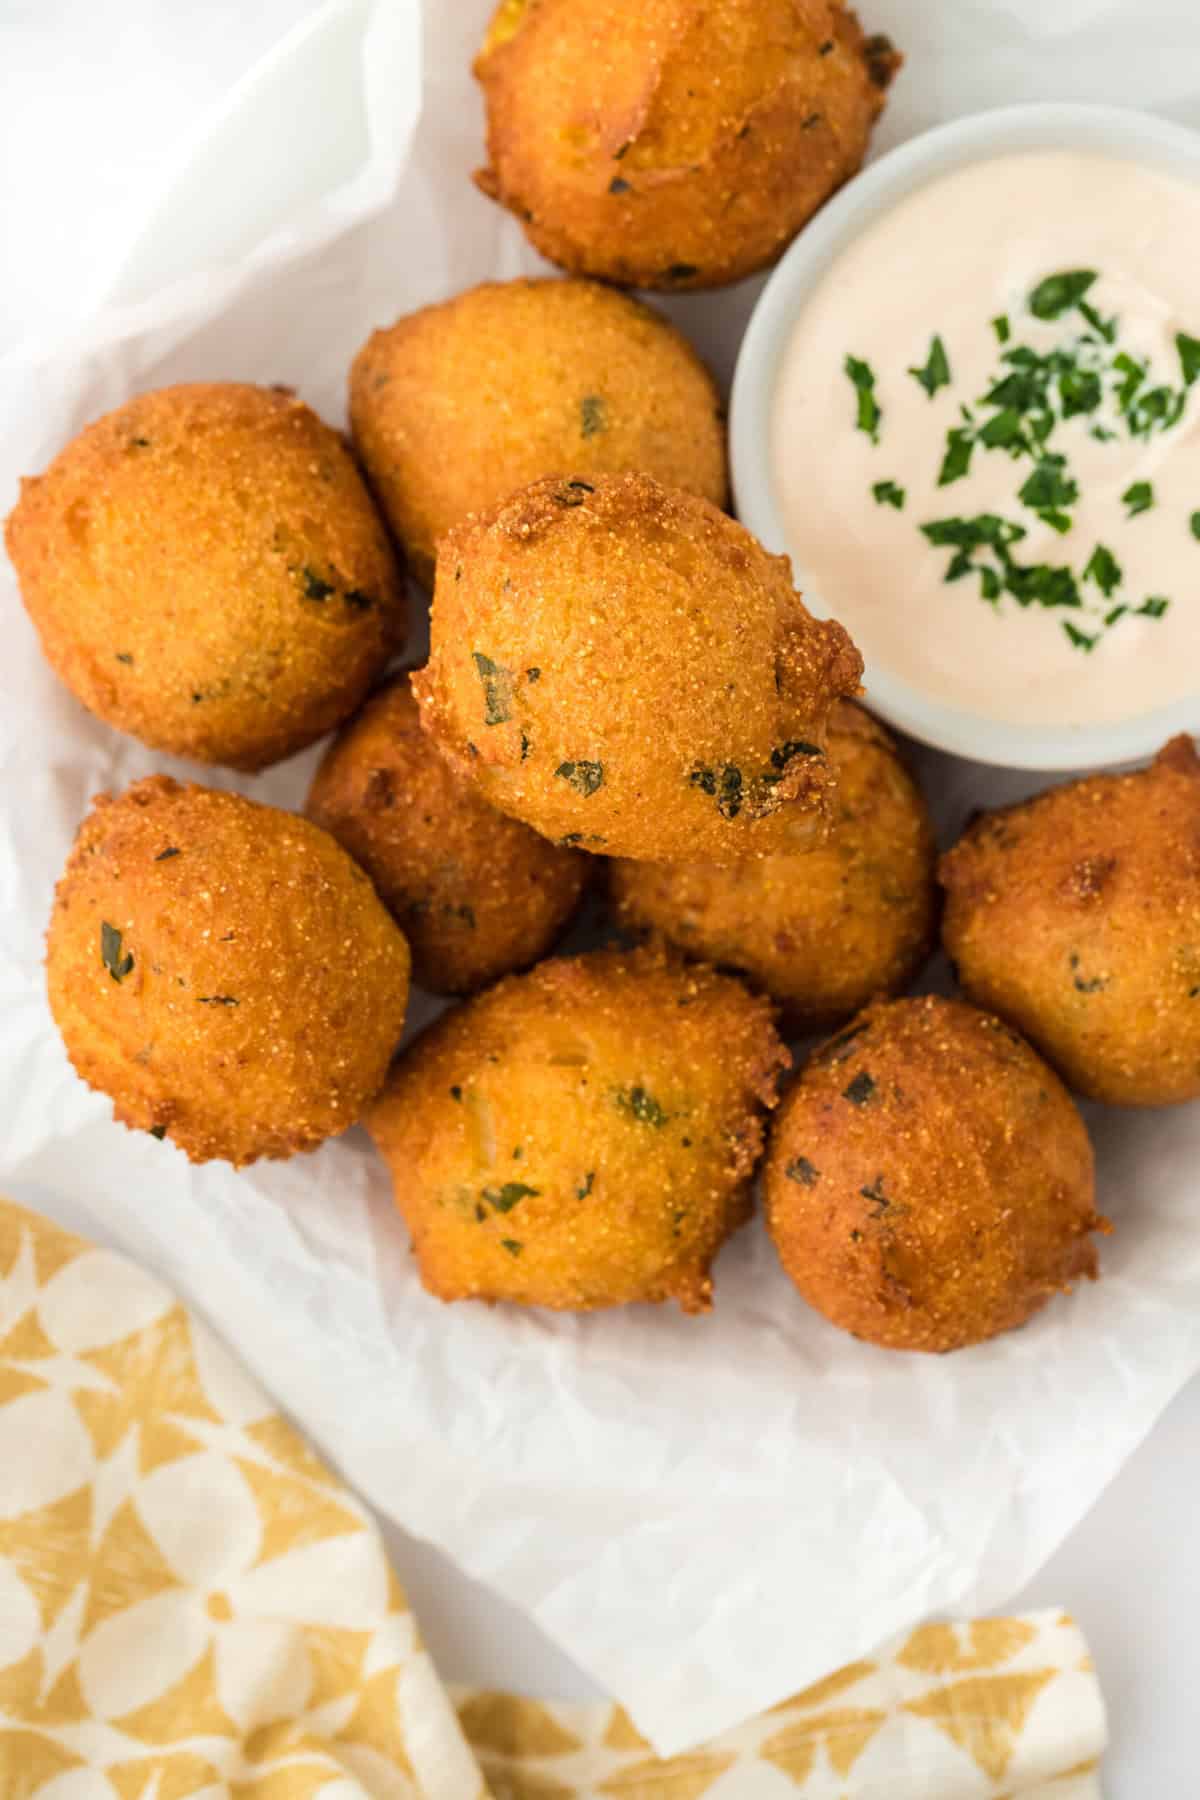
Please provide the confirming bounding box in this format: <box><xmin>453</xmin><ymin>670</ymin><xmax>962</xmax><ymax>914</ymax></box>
<box><xmin>149</xmin><ymin>1125</ymin><xmax>167</xmax><ymax>1140</ymax></box>
<box><xmin>1028</xmin><ymin>269</ymin><xmax>1098</xmax><ymax>322</ymax></box>
<box><xmin>852</xmin><ymin>266</ymin><xmax>1184</xmax><ymax>651</ymax></box>
<box><xmin>1078</xmin><ymin>301</ymin><xmax>1116</xmax><ymax>343</ymax></box>
<box><xmin>1017</xmin><ymin>454</ymin><xmax>1077</xmax><ymax>517</ymax></box>
<box><xmin>785</xmin><ymin>1156</ymin><xmax>820</xmax><ymax>1187</ymax></box>
<box><xmin>1111</xmin><ymin>351</ymin><xmax>1143</xmax><ymax>413</ymax></box>
<box><xmin>920</xmin><ymin>513</ymin><xmax>1022</xmax><ymax>554</ymax></box>
<box><xmin>919</xmin><ymin>509</ymin><xmax>1099</xmax><ymax>618</ymax></box>
<box><xmin>921</xmin><ymin>512</ymin><xmax>1027</xmax><ymax>599</ymax></box>
<box><xmin>155</xmin><ymin>846</ymin><xmax>181</xmax><ymax>861</ymax></box>
<box><xmin>1083</xmin><ymin>544</ymin><xmax>1122</xmax><ymax>598</ymax></box>
<box><xmin>1008</xmin><ymin>563</ymin><xmax>1080</xmax><ymax>609</ymax></box>
<box><xmin>1191</xmin><ymin>512</ymin><xmax>1200</xmax><ymax>540</ymax></box>
<box><xmin>937</xmin><ymin>427</ymin><xmax>974</xmax><ymax>486</ymax></box>
<box><xmin>100</xmin><ymin>922</ymin><xmax>134</xmax><ymax>983</ymax></box>
<box><xmin>908</xmin><ymin>334</ymin><xmax>951</xmax><ymax>398</ymax></box>
<box><xmin>844</xmin><ymin>354</ymin><xmax>881</xmax><ymax>444</ymax></box>
<box><xmin>500</xmin><ymin>1239</ymin><xmax>523</xmax><ymax>1256</ymax></box>
<box><xmin>843</xmin><ymin>1071</ymin><xmax>877</xmax><ymax>1106</ymax></box>
<box><xmin>576</xmin><ymin>1171</ymin><xmax>595</xmax><ymax>1199</ymax></box>
<box><xmin>1126</xmin><ymin>383</ymin><xmax>1184</xmax><ymax>439</ymax></box>
<box><xmin>1057</xmin><ymin>366</ymin><xmax>1101</xmax><ymax>418</ymax></box>
<box><xmin>1178</xmin><ymin>332</ymin><xmax>1200</xmax><ymax>387</ymax></box>
<box><xmin>978</xmin><ymin>407</ymin><xmax>1024</xmax><ymax>449</ymax></box>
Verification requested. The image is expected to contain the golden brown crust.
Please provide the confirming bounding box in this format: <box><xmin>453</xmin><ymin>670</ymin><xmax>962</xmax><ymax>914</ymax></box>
<box><xmin>413</xmin><ymin>472</ymin><xmax>863</xmax><ymax>862</ymax></box>
<box><xmin>473</xmin><ymin>0</ymin><xmax>899</xmax><ymax>290</ymax></box>
<box><xmin>764</xmin><ymin>996</ymin><xmax>1105</xmax><ymax>1353</ymax></box>
<box><xmin>349</xmin><ymin>277</ymin><xmax>727</xmax><ymax>587</ymax></box>
<box><xmin>940</xmin><ymin>736</ymin><xmax>1200</xmax><ymax>1107</ymax></box>
<box><xmin>368</xmin><ymin>945</ymin><xmax>789</xmax><ymax>1311</ymax></box>
<box><xmin>306</xmin><ymin>672</ymin><xmax>588</xmax><ymax>994</ymax></box>
<box><xmin>45</xmin><ymin>776</ymin><xmax>411</xmax><ymax>1166</ymax></box>
<box><xmin>5</xmin><ymin>383</ymin><xmax>405</xmax><ymax>770</ymax></box>
<box><xmin>610</xmin><ymin>701</ymin><xmax>937</xmax><ymax>1030</ymax></box>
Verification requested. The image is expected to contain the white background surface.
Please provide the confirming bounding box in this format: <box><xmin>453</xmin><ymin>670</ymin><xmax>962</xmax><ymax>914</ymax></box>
<box><xmin>3</xmin><ymin>1</ymin><xmax>1199</xmax><ymax>1788</ymax></box>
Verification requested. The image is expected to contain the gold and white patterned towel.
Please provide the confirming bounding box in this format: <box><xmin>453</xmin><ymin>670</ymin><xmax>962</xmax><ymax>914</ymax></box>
<box><xmin>456</xmin><ymin>1612</ymin><xmax>1104</xmax><ymax>1800</ymax></box>
<box><xmin>0</xmin><ymin>1198</ymin><xmax>1107</xmax><ymax>1799</ymax></box>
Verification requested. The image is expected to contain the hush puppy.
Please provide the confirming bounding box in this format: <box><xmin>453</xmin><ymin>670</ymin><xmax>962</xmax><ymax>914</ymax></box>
<box><xmin>413</xmin><ymin>473</ymin><xmax>863</xmax><ymax>863</ymax></box>
<box><xmin>610</xmin><ymin>702</ymin><xmax>936</xmax><ymax>1030</ymax></box>
<box><xmin>349</xmin><ymin>278</ymin><xmax>727</xmax><ymax>587</ymax></box>
<box><xmin>473</xmin><ymin>0</ymin><xmax>899</xmax><ymax>290</ymax></box>
<box><xmin>46</xmin><ymin>776</ymin><xmax>411</xmax><ymax>1166</ymax></box>
<box><xmin>6</xmin><ymin>383</ymin><xmax>405</xmax><ymax>770</ymax></box>
<box><xmin>941</xmin><ymin>736</ymin><xmax>1200</xmax><ymax>1107</ymax></box>
<box><xmin>368</xmin><ymin>946</ymin><xmax>788</xmax><ymax>1311</ymax></box>
<box><xmin>306</xmin><ymin>673</ymin><xmax>587</xmax><ymax>994</ymax></box>
<box><xmin>765</xmin><ymin>996</ymin><xmax>1105</xmax><ymax>1352</ymax></box>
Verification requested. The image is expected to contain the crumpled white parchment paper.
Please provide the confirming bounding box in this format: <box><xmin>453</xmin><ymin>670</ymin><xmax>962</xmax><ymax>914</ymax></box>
<box><xmin>3</xmin><ymin>0</ymin><xmax>1200</xmax><ymax>1758</ymax></box>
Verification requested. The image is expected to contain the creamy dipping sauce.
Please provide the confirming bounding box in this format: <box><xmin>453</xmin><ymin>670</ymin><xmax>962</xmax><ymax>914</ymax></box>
<box><xmin>772</xmin><ymin>150</ymin><xmax>1200</xmax><ymax>729</ymax></box>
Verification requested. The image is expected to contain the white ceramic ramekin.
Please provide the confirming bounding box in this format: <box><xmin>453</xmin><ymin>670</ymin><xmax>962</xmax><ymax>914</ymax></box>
<box><xmin>730</xmin><ymin>102</ymin><xmax>1200</xmax><ymax>770</ymax></box>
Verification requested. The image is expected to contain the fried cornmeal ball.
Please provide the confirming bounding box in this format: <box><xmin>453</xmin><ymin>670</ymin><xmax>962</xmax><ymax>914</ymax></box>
<box><xmin>473</xmin><ymin>0</ymin><xmax>900</xmax><ymax>291</ymax></box>
<box><xmin>349</xmin><ymin>278</ymin><xmax>727</xmax><ymax>588</ymax></box>
<box><xmin>413</xmin><ymin>473</ymin><xmax>863</xmax><ymax>863</ymax></box>
<box><xmin>610</xmin><ymin>703</ymin><xmax>936</xmax><ymax>1030</ymax></box>
<box><xmin>764</xmin><ymin>996</ymin><xmax>1106</xmax><ymax>1353</ymax></box>
<box><xmin>368</xmin><ymin>946</ymin><xmax>788</xmax><ymax>1311</ymax></box>
<box><xmin>941</xmin><ymin>736</ymin><xmax>1200</xmax><ymax>1107</ymax></box>
<box><xmin>46</xmin><ymin>776</ymin><xmax>411</xmax><ymax>1167</ymax></box>
<box><xmin>5</xmin><ymin>383</ymin><xmax>405</xmax><ymax>771</ymax></box>
<box><xmin>306</xmin><ymin>673</ymin><xmax>588</xmax><ymax>994</ymax></box>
